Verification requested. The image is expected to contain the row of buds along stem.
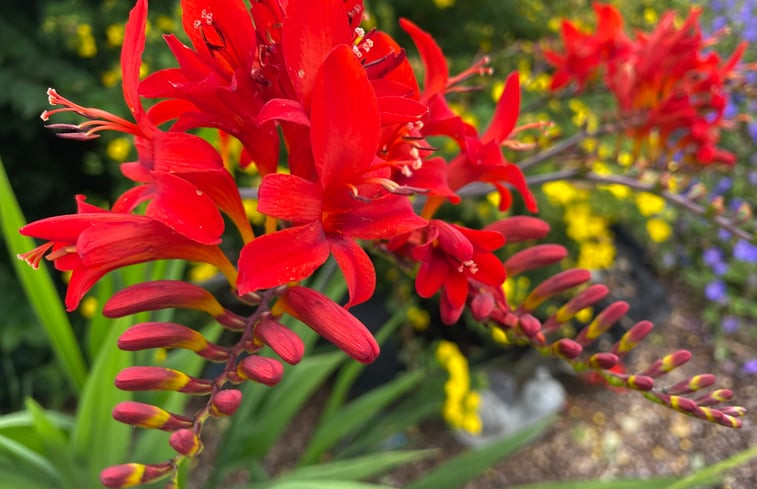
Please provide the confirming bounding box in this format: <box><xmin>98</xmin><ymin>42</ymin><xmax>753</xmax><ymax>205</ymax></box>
<box><xmin>100</xmin><ymin>278</ymin><xmax>381</xmax><ymax>487</ymax></box>
<box><xmin>479</xmin><ymin>217</ymin><xmax>746</xmax><ymax>428</ymax></box>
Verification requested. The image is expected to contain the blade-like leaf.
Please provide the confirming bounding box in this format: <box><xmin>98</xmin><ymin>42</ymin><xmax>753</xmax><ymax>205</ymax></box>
<box><xmin>0</xmin><ymin>466</ymin><xmax>56</xmax><ymax>489</ymax></box>
<box><xmin>0</xmin><ymin>434</ymin><xmax>62</xmax><ymax>486</ymax></box>
<box><xmin>507</xmin><ymin>480</ymin><xmax>675</xmax><ymax>489</ymax></box>
<box><xmin>251</xmin><ymin>480</ymin><xmax>398</xmax><ymax>489</ymax></box>
<box><xmin>406</xmin><ymin>417</ymin><xmax>555</xmax><ymax>489</ymax></box>
<box><xmin>0</xmin><ymin>156</ymin><xmax>87</xmax><ymax>391</ymax></box>
<box><xmin>665</xmin><ymin>444</ymin><xmax>757</xmax><ymax>489</ymax></box>
<box><xmin>299</xmin><ymin>369</ymin><xmax>426</xmax><ymax>465</ymax></box>
<box><xmin>70</xmin><ymin>316</ymin><xmax>133</xmax><ymax>486</ymax></box>
<box><xmin>279</xmin><ymin>450</ymin><xmax>436</xmax><ymax>482</ymax></box>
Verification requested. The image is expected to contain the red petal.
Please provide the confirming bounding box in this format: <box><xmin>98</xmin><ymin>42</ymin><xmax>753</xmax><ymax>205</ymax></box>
<box><xmin>257</xmin><ymin>173</ymin><xmax>322</xmax><ymax>223</ymax></box>
<box><xmin>377</xmin><ymin>96</ymin><xmax>429</xmax><ymax>125</ymax></box>
<box><xmin>399</xmin><ymin>18</ymin><xmax>449</xmax><ymax>96</ymax></box>
<box><xmin>153</xmin><ymin>132</ymin><xmax>224</xmax><ymax>173</ymax></box>
<box><xmin>121</xmin><ymin>0</ymin><xmax>147</xmax><ymax>120</ymax></box>
<box><xmin>237</xmin><ymin>222</ymin><xmax>329</xmax><ymax>295</ymax></box>
<box><xmin>281</xmin><ymin>286</ymin><xmax>380</xmax><ymax>363</ymax></box>
<box><xmin>146</xmin><ymin>172</ymin><xmax>224</xmax><ymax>245</ymax></box>
<box><xmin>311</xmin><ymin>45</ymin><xmax>381</xmax><ymax>188</ymax></box>
<box><xmin>257</xmin><ymin>98</ymin><xmax>310</xmax><ymax>127</ymax></box>
<box><xmin>328</xmin><ymin>234</ymin><xmax>376</xmax><ymax>308</ymax></box>
<box><xmin>325</xmin><ymin>192</ymin><xmax>426</xmax><ymax>240</ymax></box>
<box><xmin>415</xmin><ymin>252</ymin><xmax>449</xmax><ymax>298</ymax></box>
<box><xmin>483</xmin><ymin>72</ymin><xmax>520</xmax><ymax>144</ymax></box>
<box><xmin>282</xmin><ymin>0</ymin><xmax>352</xmax><ymax>106</ymax></box>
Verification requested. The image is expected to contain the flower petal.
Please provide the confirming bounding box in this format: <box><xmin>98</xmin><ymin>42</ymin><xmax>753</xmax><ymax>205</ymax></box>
<box><xmin>399</xmin><ymin>18</ymin><xmax>449</xmax><ymax>96</ymax></box>
<box><xmin>237</xmin><ymin>222</ymin><xmax>329</xmax><ymax>295</ymax></box>
<box><xmin>328</xmin><ymin>234</ymin><xmax>376</xmax><ymax>308</ymax></box>
<box><xmin>310</xmin><ymin>44</ymin><xmax>381</xmax><ymax>188</ymax></box>
<box><xmin>483</xmin><ymin>72</ymin><xmax>520</xmax><ymax>144</ymax></box>
<box><xmin>257</xmin><ymin>173</ymin><xmax>322</xmax><ymax>223</ymax></box>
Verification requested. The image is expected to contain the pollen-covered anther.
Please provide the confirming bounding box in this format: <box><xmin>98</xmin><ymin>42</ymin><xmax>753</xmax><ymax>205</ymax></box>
<box><xmin>457</xmin><ymin>259</ymin><xmax>478</xmax><ymax>274</ymax></box>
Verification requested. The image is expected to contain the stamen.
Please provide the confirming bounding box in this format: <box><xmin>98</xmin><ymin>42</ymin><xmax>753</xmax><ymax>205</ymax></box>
<box><xmin>447</xmin><ymin>55</ymin><xmax>493</xmax><ymax>90</ymax></box>
<box><xmin>17</xmin><ymin>242</ymin><xmax>54</xmax><ymax>269</ymax></box>
<box><xmin>457</xmin><ymin>259</ymin><xmax>479</xmax><ymax>274</ymax></box>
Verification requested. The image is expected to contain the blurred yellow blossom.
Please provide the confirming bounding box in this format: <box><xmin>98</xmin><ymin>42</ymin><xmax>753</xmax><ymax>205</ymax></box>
<box><xmin>577</xmin><ymin>240</ymin><xmax>615</xmax><ymax>270</ymax></box>
<box><xmin>433</xmin><ymin>0</ymin><xmax>455</xmax><ymax>8</ymax></box>
<box><xmin>106</xmin><ymin>23</ymin><xmax>124</xmax><ymax>47</ymax></box>
<box><xmin>80</xmin><ymin>296</ymin><xmax>98</xmax><ymax>319</ymax></box>
<box><xmin>77</xmin><ymin>24</ymin><xmax>97</xmax><ymax>58</ymax></box>
<box><xmin>106</xmin><ymin>137</ymin><xmax>131</xmax><ymax>161</ymax></box>
<box><xmin>189</xmin><ymin>262</ymin><xmax>218</xmax><ymax>283</ymax></box>
<box><xmin>542</xmin><ymin>181</ymin><xmax>580</xmax><ymax>205</ymax></box>
<box><xmin>101</xmin><ymin>67</ymin><xmax>121</xmax><ymax>87</ymax></box>
<box><xmin>636</xmin><ymin>192</ymin><xmax>666</xmax><ymax>216</ymax></box>
<box><xmin>437</xmin><ymin>341</ymin><xmax>481</xmax><ymax>434</ymax></box>
<box><xmin>646</xmin><ymin>218</ymin><xmax>672</xmax><ymax>242</ymax></box>
<box><xmin>407</xmin><ymin>305</ymin><xmax>431</xmax><ymax>331</ymax></box>
<box><xmin>575</xmin><ymin>306</ymin><xmax>593</xmax><ymax>323</ymax></box>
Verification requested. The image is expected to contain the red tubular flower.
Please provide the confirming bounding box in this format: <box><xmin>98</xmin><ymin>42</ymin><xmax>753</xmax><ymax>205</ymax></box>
<box><xmin>210</xmin><ymin>389</ymin><xmax>243</xmax><ymax>417</ymax></box>
<box><xmin>19</xmin><ymin>197</ymin><xmax>237</xmax><ymax>311</ymax></box>
<box><xmin>118</xmin><ymin>322</ymin><xmax>229</xmax><ymax>362</ymax></box>
<box><xmin>169</xmin><ymin>429</ymin><xmax>203</xmax><ymax>457</ymax></box>
<box><xmin>238</xmin><ymin>45</ymin><xmax>425</xmax><ymax>307</ymax></box>
<box><xmin>115</xmin><ymin>366</ymin><xmax>213</xmax><ymax>394</ymax></box>
<box><xmin>43</xmin><ymin>0</ymin><xmax>251</xmax><ymax>243</ymax></box>
<box><xmin>277</xmin><ymin>286</ymin><xmax>379</xmax><ymax>363</ymax></box>
<box><xmin>237</xmin><ymin>355</ymin><xmax>284</xmax><ymax>386</ymax></box>
<box><xmin>255</xmin><ymin>319</ymin><xmax>305</xmax><ymax>365</ymax></box>
<box><xmin>112</xmin><ymin>401</ymin><xmax>193</xmax><ymax>431</ymax></box>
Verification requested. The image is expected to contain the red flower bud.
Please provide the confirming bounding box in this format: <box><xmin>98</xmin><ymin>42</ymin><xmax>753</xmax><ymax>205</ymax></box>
<box><xmin>470</xmin><ymin>291</ymin><xmax>495</xmax><ymax>320</ymax></box>
<box><xmin>112</xmin><ymin>401</ymin><xmax>193</xmax><ymax>431</ymax></box>
<box><xmin>118</xmin><ymin>322</ymin><xmax>229</xmax><ymax>362</ymax></box>
<box><xmin>485</xmin><ymin>216</ymin><xmax>550</xmax><ymax>243</ymax></box>
<box><xmin>612</xmin><ymin>320</ymin><xmax>653</xmax><ymax>357</ymax></box>
<box><xmin>279</xmin><ymin>286</ymin><xmax>380</xmax><ymax>363</ymax></box>
<box><xmin>589</xmin><ymin>352</ymin><xmax>619</xmax><ymax>370</ymax></box>
<box><xmin>210</xmin><ymin>389</ymin><xmax>243</xmax><ymax>417</ymax></box>
<box><xmin>545</xmin><ymin>284</ymin><xmax>608</xmax><ymax>330</ymax></box>
<box><xmin>504</xmin><ymin>244</ymin><xmax>568</xmax><ymax>276</ymax></box>
<box><xmin>524</xmin><ymin>269</ymin><xmax>593</xmax><ymax>311</ymax></box>
<box><xmin>552</xmin><ymin>338</ymin><xmax>583</xmax><ymax>359</ymax></box>
<box><xmin>238</xmin><ymin>355</ymin><xmax>284</xmax><ymax>386</ymax></box>
<box><xmin>255</xmin><ymin>319</ymin><xmax>305</xmax><ymax>365</ymax></box>
<box><xmin>517</xmin><ymin>313</ymin><xmax>541</xmax><ymax>338</ymax></box>
<box><xmin>666</xmin><ymin>373</ymin><xmax>716</xmax><ymax>395</ymax></box>
<box><xmin>624</xmin><ymin>374</ymin><xmax>654</xmax><ymax>391</ymax></box>
<box><xmin>100</xmin><ymin>462</ymin><xmax>173</xmax><ymax>488</ymax></box>
<box><xmin>104</xmin><ymin>280</ymin><xmax>225</xmax><ymax>318</ymax></box>
<box><xmin>641</xmin><ymin>350</ymin><xmax>691</xmax><ymax>378</ymax></box>
<box><xmin>694</xmin><ymin>388</ymin><xmax>733</xmax><ymax>406</ymax></box>
<box><xmin>169</xmin><ymin>429</ymin><xmax>203</xmax><ymax>456</ymax></box>
<box><xmin>115</xmin><ymin>366</ymin><xmax>212</xmax><ymax>394</ymax></box>
<box><xmin>576</xmin><ymin>301</ymin><xmax>629</xmax><ymax>346</ymax></box>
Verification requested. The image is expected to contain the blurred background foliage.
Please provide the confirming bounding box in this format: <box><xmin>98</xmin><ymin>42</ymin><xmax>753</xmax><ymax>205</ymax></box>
<box><xmin>1</xmin><ymin>0</ymin><xmax>755</xmax><ymax>423</ymax></box>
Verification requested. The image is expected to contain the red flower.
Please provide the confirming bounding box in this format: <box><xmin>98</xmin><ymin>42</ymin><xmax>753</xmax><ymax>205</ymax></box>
<box><xmin>19</xmin><ymin>196</ymin><xmax>236</xmax><ymax>311</ymax></box>
<box><xmin>44</xmin><ymin>0</ymin><xmax>251</xmax><ymax>243</ymax></box>
<box><xmin>238</xmin><ymin>45</ymin><xmax>425</xmax><ymax>307</ymax></box>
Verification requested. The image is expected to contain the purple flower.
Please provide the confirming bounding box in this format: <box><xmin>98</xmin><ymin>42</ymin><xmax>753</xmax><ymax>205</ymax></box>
<box><xmin>719</xmin><ymin>229</ymin><xmax>732</xmax><ymax>241</ymax></box>
<box><xmin>703</xmin><ymin>247</ymin><xmax>723</xmax><ymax>267</ymax></box>
<box><xmin>749</xmin><ymin>122</ymin><xmax>757</xmax><ymax>143</ymax></box>
<box><xmin>705</xmin><ymin>279</ymin><xmax>727</xmax><ymax>302</ymax></box>
<box><xmin>749</xmin><ymin>171</ymin><xmax>757</xmax><ymax>185</ymax></box>
<box><xmin>722</xmin><ymin>315</ymin><xmax>740</xmax><ymax>333</ymax></box>
<box><xmin>742</xmin><ymin>359</ymin><xmax>757</xmax><ymax>375</ymax></box>
<box><xmin>713</xmin><ymin>177</ymin><xmax>732</xmax><ymax>196</ymax></box>
<box><xmin>733</xmin><ymin>240</ymin><xmax>757</xmax><ymax>264</ymax></box>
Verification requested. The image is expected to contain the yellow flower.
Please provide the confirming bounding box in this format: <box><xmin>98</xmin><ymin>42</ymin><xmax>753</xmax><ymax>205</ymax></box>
<box><xmin>643</xmin><ymin>8</ymin><xmax>658</xmax><ymax>24</ymax></box>
<box><xmin>189</xmin><ymin>262</ymin><xmax>218</xmax><ymax>283</ymax></box>
<box><xmin>106</xmin><ymin>137</ymin><xmax>132</xmax><ymax>161</ymax></box>
<box><xmin>491</xmin><ymin>326</ymin><xmax>509</xmax><ymax>344</ymax></box>
<box><xmin>80</xmin><ymin>296</ymin><xmax>99</xmax><ymax>319</ymax></box>
<box><xmin>575</xmin><ymin>306</ymin><xmax>593</xmax><ymax>323</ymax></box>
<box><xmin>106</xmin><ymin>23</ymin><xmax>124</xmax><ymax>47</ymax></box>
<box><xmin>636</xmin><ymin>192</ymin><xmax>666</xmax><ymax>216</ymax></box>
<box><xmin>407</xmin><ymin>306</ymin><xmax>431</xmax><ymax>331</ymax></box>
<box><xmin>433</xmin><ymin>0</ymin><xmax>455</xmax><ymax>8</ymax></box>
<box><xmin>576</xmin><ymin>240</ymin><xmax>615</xmax><ymax>270</ymax></box>
<box><xmin>646</xmin><ymin>218</ymin><xmax>672</xmax><ymax>242</ymax></box>
<box><xmin>542</xmin><ymin>181</ymin><xmax>578</xmax><ymax>205</ymax></box>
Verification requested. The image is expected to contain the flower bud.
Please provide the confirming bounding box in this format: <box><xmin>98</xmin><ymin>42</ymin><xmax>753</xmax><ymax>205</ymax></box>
<box><xmin>546</xmin><ymin>284</ymin><xmax>608</xmax><ymax>328</ymax></box>
<box><xmin>589</xmin><ymin>352</ymin><xmax>618</xmax><ymax>370</ymax></box>
<box><xmin>611</xmin><ymin>320</ymin><xmax>653</xmax><ymax>357</ymax></box>
<box><xmin>575</xmin><ymin>301</ymin><xmax>629</xmax><ymax>346</ymax></box>
<box><xmin>112</xmin><ymin>401</ymin><xmax>193</xmax><ymax>431</ymax></box>
<box><xmin>100</xmin><ymin>462</ymin><xmax>173</xmax><ymax>488</ymax></box>
<box><xmin>237</xmin><ymin>355</ymin><xmax>284</xmax><ymax>386</ymax></box>
<box><xmin>551</xmin><ymin>338</ymin><xmax>583</xmax><ymax>359</ymax></box>
<box><xmin>666</xmin><ymin>373</ymin><xmax>716</xmax><ymax>395</ymax></box>
<box><xmin>115</xmin><ymin>367</ymin><xmax>213</xmax><ymax>394</ymax></box>
<box><xmin>504</xmin><ymin>244</ymin><xmax>568</xmax><ymax>276</ymax></box>
<box><xmin>169</xmin><ymin>429</ymin><xmax>203</xmax><ymax>456</ymax></box>
<box><xmin>104</xmin><ymin>280</ymin><xmax>225</xmax><ymax>318</ymax></box>
<box><xmin>524</xmin><ymin>269</ymin><xmax>593</xmax><ymax>311</ymax></box>
<box><xmin>118</xmin><ymin>322</ymin><xmax>229</xmax><ymax>362</ymax></box>
<box><xmin>210</xmin><ymin>389</ymin><xmax>243</xmax><ymax>417</ymax></box>
<box><xmin>517</xmin><ymin>313</ymin><xmax>541</xmax><ymax>338</ymax></box>
<box><xmin>624</xmin><ymin>374</ymin><xmax>654</xmax><ymax>391</ymax></box>
<box><xmin>641</xmin><ymin>350</ymin><xmax>691</xmax><ymax>378</ymax></box>
<box><xmin>255</xmin><ymin>319</ymin><xmax>305</xmax><ymax>365</ymax></box>
<box><xmin>470</xmin><ymin>291</ymin><xmax>495</xmax><ymax>320</ymax></box>
<box><xmin>694</xmin><ymin>388</ymin><xmax>733</xmax><ymax>406</ymax></box>
<box><xmin>485</xmin><ymin>216</ymin><xmax>550</xmax><ymax>243</ymax></box>
<box><xmin>279</xmin><ymin>286</ymin><xmax>380</xmax><ymax>363</ymax></box>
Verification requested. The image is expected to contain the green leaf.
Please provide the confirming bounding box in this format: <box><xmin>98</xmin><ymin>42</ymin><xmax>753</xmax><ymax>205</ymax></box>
<box><xmin>250</xmin><ymin>480</ymin><xmax>398</xmax><ymax>489</ymax></box>
<box><xmin>299</xmin><ymin>369</ymin><xmax>426</xmax><ymax>465</ymax></box>
<box><xmin>0</xmin><ymin>156</ymin><xmax>87</xmax><ymax>392</ymax></box>
<box><xmin>279</xmin><ymin>450</ymin><xmax>436</xmax><ymax>482</ymax></box>
<box><xmin>70</xmin><ymin>316</ymin><xmax>133</xmax><ymax>487</ymax></box>
<box><xmin>0</xmin><ymin>466</ymin><xmax>55</xmax><ymax>489</ymax></box>
<box><xmin>0</xmin><ymin>433</ymin><xmax>61</xmax><ymax>486</ymax></box>
<box><xmin>406</xmin><ymin>417</ymin><xmax>555</xmax><ymax>489</ymax></box>
<box><xmin>506</xmin><ymin>479</ymin><xmax>675</xmax><ymax>489</ymax></box>
<box><xmin>665</xmin><ymin>444</ymin><xmax>757</xmax><ymax>489</ymax></box>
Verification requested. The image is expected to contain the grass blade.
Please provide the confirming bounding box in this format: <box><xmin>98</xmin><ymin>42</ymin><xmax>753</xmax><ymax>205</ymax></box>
<box><xmin>406</xmin><ymin>416</ymin><xmax>555</xmax><ymax>489</ymax></box>
<box><xmin>279</xmin><ymin>450</ymin><xmax>436</xmax><ymax>482</ymax></box>
<box><xmin>0</xmin><ymin>156</ymin><xmax>87</xmax><ymax>391</ymax></box>
<box><xmin>506</xmin><ymin>479</ymin><xmax>675</xmax><ymax>489</ymax></box>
